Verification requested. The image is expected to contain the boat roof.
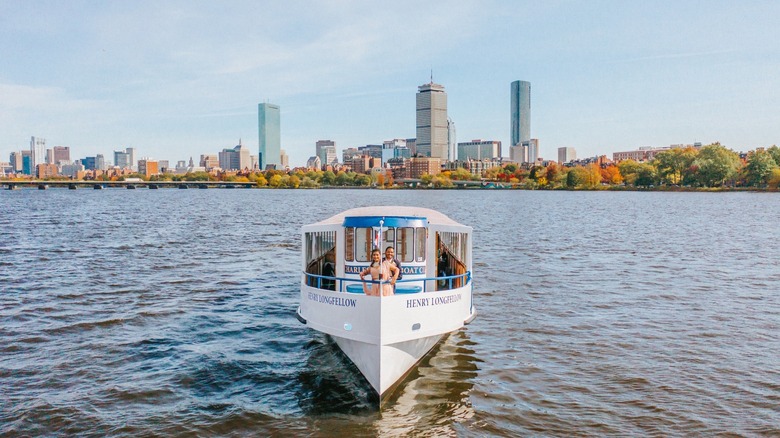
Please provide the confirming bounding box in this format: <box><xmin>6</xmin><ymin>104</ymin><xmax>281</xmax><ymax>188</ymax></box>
<box><xmin>307</xmin><ymin>206</ymin><xmax>465</xmax><ymax>227</ymax></box>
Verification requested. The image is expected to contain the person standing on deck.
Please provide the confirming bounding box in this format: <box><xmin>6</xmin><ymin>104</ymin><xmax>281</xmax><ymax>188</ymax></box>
<box><xmin>360</xmin><ymin>249</ymin><xmax>398</xmax><ymax>296</ymax></box>
<box><xmin>384</xmin><ymin>246</ymin><xmax>402</xmax><ymax>291</ymax></box>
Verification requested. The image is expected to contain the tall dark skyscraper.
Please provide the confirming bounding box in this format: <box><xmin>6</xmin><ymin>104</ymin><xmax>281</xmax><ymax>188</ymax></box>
<box><xmin>510</xmin><ymin>80</ymin><xmax>531</xmax><ymax>147</ymax></box>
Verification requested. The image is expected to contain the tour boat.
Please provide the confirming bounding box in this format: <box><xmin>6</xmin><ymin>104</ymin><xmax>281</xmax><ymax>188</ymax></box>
<box><xmin>297</xmin><ymin>206</ymin><xmax>476</xmax><ymax>399</ymax></box>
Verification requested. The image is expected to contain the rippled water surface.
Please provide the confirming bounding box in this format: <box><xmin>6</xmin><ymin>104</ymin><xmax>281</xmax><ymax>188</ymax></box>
<box><xmin>1</xmin><ymin>189</ymin><xmax>779</xmax><ymax>436</ymax></box>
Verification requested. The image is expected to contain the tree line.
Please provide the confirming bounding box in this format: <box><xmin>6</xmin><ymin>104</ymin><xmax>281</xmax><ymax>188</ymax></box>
<box><xmin>482</xmin><ymin>143</ymin><xmax>780</xmax><ymax>190</ymax></box>
<box><xmin>17</xmin><ymin>143</ymin><xmax>780</xmax><ymax>190</ymax></box>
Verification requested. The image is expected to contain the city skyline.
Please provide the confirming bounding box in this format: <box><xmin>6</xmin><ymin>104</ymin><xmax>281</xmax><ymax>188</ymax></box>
<box><xmin>1</xmin><ymin>2</ymin><xmax>779</xmax><ymax>166</ymax></box>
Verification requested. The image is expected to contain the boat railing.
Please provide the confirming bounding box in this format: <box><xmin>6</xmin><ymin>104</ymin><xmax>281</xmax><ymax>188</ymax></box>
<box><xmin>304</xmin><ymin>271</ymin><xmax>471</xmax><ymax>294</ymax></box>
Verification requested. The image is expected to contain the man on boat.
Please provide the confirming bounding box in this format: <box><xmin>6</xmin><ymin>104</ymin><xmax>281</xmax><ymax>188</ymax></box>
<box><xmin>384</xmin><ymin>246</ymin><xmax>402</xmax><ymax>290</ymax></box>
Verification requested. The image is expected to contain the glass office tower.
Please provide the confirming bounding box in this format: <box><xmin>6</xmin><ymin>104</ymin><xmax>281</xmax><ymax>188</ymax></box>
<box><xmin>510</xmin><ymin>80</ymin><xmax>531</xmax><ymax>148</ymax></box>
<box><xmin>258</xmin><ymin>103</ymin><xmax>281</xmax><ymax>170</ymax></box>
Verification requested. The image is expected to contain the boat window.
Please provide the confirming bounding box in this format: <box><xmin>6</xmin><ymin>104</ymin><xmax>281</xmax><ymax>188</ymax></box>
<box><xmin>438</xmin><ymin>231</ymin><xmax>469</xmax><ymax>265</ymax></box>
<box><xmin>355</xmin><ymin>227</ymin><xmax>373</xmax><ymax>262</ymax></box>
<box><xmin>384</xmin><ymin>228</ymin><xmax>395</xmax><ymax>246</ymax></box>
<box><xmin>345</xmin><ymin>227</ymin><xmax>354</xmax><ymax>261</ymax></box>
<box><xmin>436</xmin><ymin>231</ymin><xmax>469</xmax><ymax>290</ymax></box>
<box><xmin>305</xmin><ymin>230</ymin><xmax>337</xmax><ymax>289</ymax></box>
<box><xmin>415</xmin><ymin>227</ymin><xmax>426</xmax><ymax>262</ymax></box>
<box><xmin>397</xmin><ymin>227</ymin><xmax>414</xmax><ymax>262</ymax></box>
<box><xmin>305</xmin><ymin>231</ymin><xmax>336</xmax><ymax>266</ymax></box>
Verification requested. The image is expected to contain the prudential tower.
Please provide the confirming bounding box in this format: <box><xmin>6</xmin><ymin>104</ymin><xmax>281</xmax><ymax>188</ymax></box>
<box><xmin>416</xmin><ymin>81</ymin><xmax>448</xmax><ymax>159</ymax></box>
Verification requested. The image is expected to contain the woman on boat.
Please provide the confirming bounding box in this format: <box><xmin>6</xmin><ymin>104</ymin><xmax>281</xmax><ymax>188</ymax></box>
<box><xmin>359</xmin><ymin>248</ymin><xmax>399</xmax><ymax>296</ymax></box>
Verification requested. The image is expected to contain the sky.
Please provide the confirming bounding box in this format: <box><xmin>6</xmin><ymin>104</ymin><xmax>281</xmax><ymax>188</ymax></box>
<box><xmin>1</xmin><ymin>0</ymin><xmax>779</xmax><ymax>167</ymax></box>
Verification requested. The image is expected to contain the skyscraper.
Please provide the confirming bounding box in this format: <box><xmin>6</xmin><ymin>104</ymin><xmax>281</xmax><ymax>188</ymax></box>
<box><xmin>416</xmin><ymin>81</ymin><xmax>448</xmax><ymax>159</ymax></box>
<box><xmin>447</xmin><ymin>117</ymin><xmax>456</xmax><ymax>162</ymax></box>
<box><xmin>316</xmin><ymin>140</ymin><xmax>337</xmax><ymax>168</ymax></box>
<box><xmin>510</xmin><ymin>80</ymin><xmax>531</xmax><ymax>148</ymax></box>
<box><xmin>30</xmin><ymin>136</ymin><xmax>46</xmax><ymax>169</ymax></box>
<box><xmin>258</xmin><ymin>103</ymin><xmax>281</xmax><ymax>170</ymax></box>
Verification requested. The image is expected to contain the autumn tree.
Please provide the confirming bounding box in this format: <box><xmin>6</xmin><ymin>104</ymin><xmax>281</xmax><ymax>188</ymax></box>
<box><xmin>601</xmin><ymin>165</ymin><xmax>624</xmax><ymax>185</ymax></box>
<box><xmin>450</xmin><ymin>167</ymin><xmax>473</xmax><ymax>181</ymax></box>
<box><xmin>768</xmin><ymin>168</ymin><xmax>780</xmax><ymax>189</ymax></box>
<box><xmin>268</xmin><ymin>174</ymin><xmax>283</xmax><ymax>188</ymax></box>
<box><xmin>431</xmin><ymin>175</ymin><xmax>454</xmax><ymax>188</ymax></box>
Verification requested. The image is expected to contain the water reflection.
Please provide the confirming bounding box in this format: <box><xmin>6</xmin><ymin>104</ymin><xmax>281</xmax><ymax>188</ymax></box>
<box><xmin>297</xmin><ymin>329</ymin><xmax>480</xmax><ymax>434</ymax></box>
<box><xmin>296</xmin><ymin>336</ymin><xmax>378</xmax><ymax>414</ymax></box>
<box><xmin>376</xmin><ymin>331</ymin><xmax>480</xmax><ymax>435</ymax></box>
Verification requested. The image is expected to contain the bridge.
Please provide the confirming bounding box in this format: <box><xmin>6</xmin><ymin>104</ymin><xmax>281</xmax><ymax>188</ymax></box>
<box><xmin>3</xmin><ymin>180</ymin><xmax>257</xmax><ymax>190</ymax></box>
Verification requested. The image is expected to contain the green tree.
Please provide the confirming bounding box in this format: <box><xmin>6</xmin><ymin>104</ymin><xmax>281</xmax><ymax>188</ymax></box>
<box><xmin>503</xmin><ymin>163</ymin><xmax>518</xmax><ymax>174</ymax></box>
<box><xmin>354</xmin><ymin>174</ymin><xmax>372</xmax><ymax>186</ymax></box>
<box><xmin>617</xmin><ymin>160</ymin><xmax>640</xmax><ymax>186</ymax></box>
<box><xmin>618</xmin><ymin>160</ymin><xmax>656</xmax><ymax>187</ymax></box>
<box><xmin>566</xmin><ymin>166</ymin><xmax>586</xmax><ymax>188</ymax></box>
<box><xmin>767</xmin><ymin>145</ymin><xmax>780</xmax><ymax>166</ymax></box>
<box><xmin>692</xmin><ymin>144</ymin><xmax>741</xmax><ymax>187</ymax></box>
<box><xmin>653</xmin><ymin>147</ymin><xmax>698</xmax><ymax>185</ymax></box>
<box><xmin>335</xmin><ymin>171</ymin><xmax>354</xmax><ymax>186</ymax></box>
<box><xmin>634</xmin><ymin>163</ymin><xmax>657</xmax><ymax>187</ymax></box>
<box><xmin>321</xmin><ymin>170</ymin><xmax>336</xmax><ymax>186</ymax></box>
<box><xmin>300</xmin><ymin>176</ymin><xmax>318</xmax><ymax>188</ymax></box>
<box><xmin>743</xmin><ymin>149</ymin><xmax>778</xmax><ymax>187</ymax></box>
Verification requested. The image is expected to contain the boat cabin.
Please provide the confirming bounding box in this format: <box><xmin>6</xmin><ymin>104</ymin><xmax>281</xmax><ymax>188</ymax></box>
<box><xmin>302</xmin><ymin>207</ymin><xmax>471</xmax><ymax>295</ymax></box>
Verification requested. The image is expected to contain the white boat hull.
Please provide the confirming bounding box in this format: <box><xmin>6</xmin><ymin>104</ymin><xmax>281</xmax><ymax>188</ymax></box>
<box><xmin>299</xmin><ymin>283</ymin><xmax>474</xmax><ymax>397</ymax></box>
<box><xmin>332</xmin><ymin>333</ymin><xmax>444</xmax><ymax>396</ymax></box>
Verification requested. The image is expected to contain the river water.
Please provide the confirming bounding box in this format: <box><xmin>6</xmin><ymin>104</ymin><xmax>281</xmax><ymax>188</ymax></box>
<box><xmin>1</xmin><ymin>188</ymin><xmax>778</xmax><ymax>436</ymax></box>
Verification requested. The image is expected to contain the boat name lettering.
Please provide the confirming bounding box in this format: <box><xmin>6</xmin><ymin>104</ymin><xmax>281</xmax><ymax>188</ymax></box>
<box><xmin>345</xmin><ymin>265</ymin><xmax>425</xmax><ymax>275</ymax></box>
<box><xmin>344</xmin><ymin>265</ymin><xmax>365</xmax><ymax>274</ymax></box>
<box><xmin>406</xmin><ymin>293</ymin><xmax>461</xmax><ymax>308</ymax></box>
<box><xmin>307</xmin><ymin>291</ymin><xmax>357</xmax><ymax>308</ymax></box>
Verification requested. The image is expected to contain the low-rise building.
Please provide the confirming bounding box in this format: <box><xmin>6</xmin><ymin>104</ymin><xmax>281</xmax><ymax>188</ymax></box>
<box><xmin>446</xmin><ymin>158</ymin><xmax>502</xmax><ymax>176</ymax></box>
<box><xmin>138</xmin><ymin>159</ymin><xmax>159</xmax><ymax>178</ymax></box>
<box><xmin>408</xmin><ymin>157</ymin><xmax>441</xmax><ymax>179</ymax></box>
<box><xmin>457</xmin><ymin>140</ymin><xmax>501</xmax><ymax>161</ymax></box>
<box><xmin>36</xmin><ymin>163</ymin><xmax>59</xmax><ymax>178</ymax></box>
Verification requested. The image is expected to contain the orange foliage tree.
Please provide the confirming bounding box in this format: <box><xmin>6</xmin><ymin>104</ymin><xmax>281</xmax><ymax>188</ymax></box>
<box><xmin>601</xmin><ymin>165</ymin><xmax>624</xmax><ymax>185</ymax></box>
